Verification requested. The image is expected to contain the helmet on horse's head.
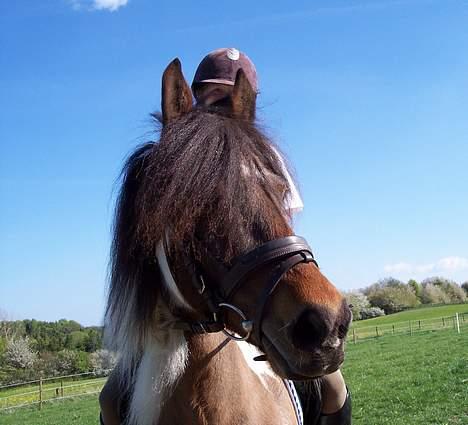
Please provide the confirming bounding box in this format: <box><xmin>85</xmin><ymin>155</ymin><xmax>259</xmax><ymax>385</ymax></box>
<box><xmin>192</xmin><ymin>48</ymin><xmax>258</xmax><ymax>106</ymax></box>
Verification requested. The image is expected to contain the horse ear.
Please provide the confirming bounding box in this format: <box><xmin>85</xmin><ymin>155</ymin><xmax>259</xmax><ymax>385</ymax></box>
<box><xmin>162</xmin><ymin>58</ymin><xmax>193</xmax><ymax>125</ymax></box>
<box><xmin>230</xmin><ymin>69</ymin><xmax>256</xmax><ymax>121</ymax></box>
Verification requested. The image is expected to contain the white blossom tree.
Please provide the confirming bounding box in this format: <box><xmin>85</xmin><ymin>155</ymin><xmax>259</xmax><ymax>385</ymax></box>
<box><xmin>5</xmin><ymin>337</ymin><xmax>37</xmax><ymax>369</ymax></box>
<box><xmin>89</xmin><ymin>349</ymin><xmax>117</xmax><ymax>376</ymax></box>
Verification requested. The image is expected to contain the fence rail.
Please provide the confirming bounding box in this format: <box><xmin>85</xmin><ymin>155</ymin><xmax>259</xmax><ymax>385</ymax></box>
<box><xmin>0</xmin><ymin>371</ymin><xmax>110</xmax><ymax>412</ymax></box>
<box><xmin>348</xmin><ymin>312</ymin><xmax>467</xmax><ymax>343</ymax></box>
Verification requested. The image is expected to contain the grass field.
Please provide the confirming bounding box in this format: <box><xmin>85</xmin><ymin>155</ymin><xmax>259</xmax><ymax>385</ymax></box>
<box><xmin>343</xmin><ymin>328</ymin><xmax>468</xmax><ymax>425</ymax></box>
<box><xmin>1</xmin><ymin>319</ymin><xmax>466</xmax><ymax>424</ymax></box>
<box><xmin>0</xmin><ymin>375</ymin><xmax>106</xmax><ymax>409</ymax></box>
<box><xmin>0</xmin><ymin>395</ymin><xmax>100</xmax><ymax>425</ymax></box>
<box><xmin>351</xmin><ymin>304</ymin><xmax>468</xmax><ymax>328</ymax></box>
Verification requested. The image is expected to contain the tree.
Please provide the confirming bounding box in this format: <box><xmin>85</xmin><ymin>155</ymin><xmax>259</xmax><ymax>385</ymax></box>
<box><xmin>343</xmin><ymin>291</ymin><xmax>384</xmax><ymax>321</ymax></box>
<box><xmin>360</xmin><ymin>307</ymin><xmax>385</xmax><ymax>320</ymax></box>
<box><xmin>462</xmin><ymin>282</ymin><xmax>468</xmax><ymax>296</ymax></box>
<box><xmin>367</xmin><ymin>286</ymin><xmax>420</xmax><ymax>314</ymax></box>
<box><xmin>4</xmin><ymin>337</ymin><xmax>37</xmax><ymax>369</ymax></box>
<box><xmin>420</xmin><ymin>284</ymin><xmax>449</xmax><ymax>304</ymax></box>
<box><xmin>89</xmin><ymin>349</ymin><xmax>117</xmax><ymax>376</ymax></box>
<box><xmin>407</xmin><ymin>279</ymin><xmax>422</xmax><ymax>300</ymax></box>
<box><xmin>84</xmin><ymin>329</ymin><xmax>102</xmax><ymax>352</ymax></box>
<box><xmin>365</xmin><ymin>278</ymin><xmax>420</xmax><ymax>314</ymax></box>
<box><xmin>421</xmin><ymin>277</ymin><xmax>467</xmax><ymax>303</ymax></box>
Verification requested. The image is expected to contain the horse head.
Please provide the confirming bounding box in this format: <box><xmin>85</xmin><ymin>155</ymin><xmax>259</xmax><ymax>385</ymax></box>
<box><xmin>106</xmin><ymin>58</ymin><xmax>351</xmax><ymax>392</ymax></box>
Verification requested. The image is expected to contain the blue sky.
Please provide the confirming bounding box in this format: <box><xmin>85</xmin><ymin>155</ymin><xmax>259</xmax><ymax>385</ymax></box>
<box><xmin>1</xmin><ymin>0</ymin><xmax>467</xmax><ymax>326</ymax></box>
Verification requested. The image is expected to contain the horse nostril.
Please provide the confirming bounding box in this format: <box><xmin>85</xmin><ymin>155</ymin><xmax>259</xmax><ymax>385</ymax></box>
<box><xmin>291</xmin><ymin>309</ymin><xmax>330</xmax><ymax>352</ymax></box>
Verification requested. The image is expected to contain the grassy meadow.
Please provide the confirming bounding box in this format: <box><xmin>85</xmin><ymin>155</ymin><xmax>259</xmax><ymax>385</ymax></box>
<box><xmin>0</xmin><ymin>375</ymin><xmax>106</xmax><ymax>409</ymax></box>
<box><xmin>1</xmin><ymin>307</ymin><xmax>467</xmax><ymax>424</ymax></box>
<box><xmin>343</xmin><ymin>328</ymin><xmax>467</xmax><ymax>425</ymax></box>
<box><xmin>351</xmin><ymin>304</ymin><xmax>468</xmax><ymax>329</ymax></box>
<box><xmin>0</xmin><ymin>395</ymin><xmax>99</xmax><ymax>425</ymax></box>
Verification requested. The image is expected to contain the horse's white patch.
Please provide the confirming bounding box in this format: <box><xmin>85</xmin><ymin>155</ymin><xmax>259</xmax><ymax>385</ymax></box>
<box><xmin>236</xmin><ymin>340</ymin><xmax>276</xmax><ymax>388</ymax></box>
<box><xmin>156</xmin><ymin>240</ymin><xmax>194</xmax><ymax>311</ymax></box>
<box><xmin>127</xmin><ymin>330</ymin><xmax>188</xmax><ymax>425</ymax></box>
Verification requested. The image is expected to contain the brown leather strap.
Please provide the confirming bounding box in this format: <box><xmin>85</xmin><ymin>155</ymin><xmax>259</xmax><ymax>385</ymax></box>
<box><xmin>220</xmin><ymin>236</ymin><xmax>316</xmax><ymax>300</ymax></box>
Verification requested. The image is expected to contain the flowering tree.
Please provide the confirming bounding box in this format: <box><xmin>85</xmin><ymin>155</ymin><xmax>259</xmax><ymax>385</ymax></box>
<box><xmin>90</xmin><ymin>349</ymin><xmax>117</xmax><ymax>376</ymax></box>
<box><xmin>4</xmin><ymin>337</ymin><xmax>37</xmax><ymax>369</ymax></box>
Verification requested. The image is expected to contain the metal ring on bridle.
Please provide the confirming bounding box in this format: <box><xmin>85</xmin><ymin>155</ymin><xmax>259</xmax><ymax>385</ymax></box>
<box><xmin>218</xmin><ymin>303</ymin><xmax>253</xmax><ymax>341</ymax></box>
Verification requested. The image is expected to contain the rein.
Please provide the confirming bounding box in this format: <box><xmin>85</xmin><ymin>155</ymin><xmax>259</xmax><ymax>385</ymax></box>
<box><xmin>162</xmin><ymin>235</ymin><xmax>318</xmax><ymax>350</ymax></box>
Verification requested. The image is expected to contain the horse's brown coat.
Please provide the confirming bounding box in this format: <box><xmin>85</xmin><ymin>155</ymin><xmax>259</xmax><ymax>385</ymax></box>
<box><xmin>159</xmin><ymin>333</ymin><xmax>296</xmax><ymax>425</ymax></box>
<box><xmin>103</xmin><ymin>58</ymin><xmax>351</xmax><ymax>425</ymax></box>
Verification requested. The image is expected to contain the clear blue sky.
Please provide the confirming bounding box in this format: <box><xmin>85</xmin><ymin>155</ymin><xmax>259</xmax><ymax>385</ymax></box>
<box><xmin>1</xmin><ymin>0</ymin><xmax>467</xmax><ymax>326</ymax></box>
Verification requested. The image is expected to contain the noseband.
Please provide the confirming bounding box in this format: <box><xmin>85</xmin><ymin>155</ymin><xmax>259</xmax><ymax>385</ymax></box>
<box><xmin>165</xmin><ymin>235</ymin><xmax>318</xmax><ymax>349</ymax></box>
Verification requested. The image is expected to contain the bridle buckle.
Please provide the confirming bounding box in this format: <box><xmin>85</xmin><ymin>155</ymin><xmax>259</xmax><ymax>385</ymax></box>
<box><xmin>218</xmin><ymin>303</ymin><xmax>252</xmax><ymax>341</ymax></box>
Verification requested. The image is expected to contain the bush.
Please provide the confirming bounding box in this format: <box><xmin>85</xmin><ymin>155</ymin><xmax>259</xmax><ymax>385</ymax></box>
<box><xmin>4</xmin><ymin>337</ymin><xmax>37</xmax><ymax>369</ymax></box>
<box><xmin>360</xmin><ymin>307</ymin><xmax>385</xmax><ymax>320</ymax></box>
<box><xmin>366</xmin><ymin>280</ymin><xmax>420</xmax><ymax>314</ymax></box>
<box><xmin>344</xmin><ymin>292</ymin><xmax>371</xmax><ymax>321</ymax></box>
<box><xmin>89</xmin><ymin>349</ymin><xmax>117</xmax><ymax>376</ymax></box>
<box><xmin>421</xmin><ymin>277</ymin><xmax>467</xmax><ymax>304</ymax></box>
<box><xmin>420</xmin><ymin>284</ymin><xmax>451</xmax><ymax>304</ymax></box>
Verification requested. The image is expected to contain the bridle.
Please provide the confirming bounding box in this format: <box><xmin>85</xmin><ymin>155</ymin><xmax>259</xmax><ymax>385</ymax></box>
<box><xmin>164</xmin><ymin>235</ymin><xmax>318</xmax><ymax>350</ymax></box>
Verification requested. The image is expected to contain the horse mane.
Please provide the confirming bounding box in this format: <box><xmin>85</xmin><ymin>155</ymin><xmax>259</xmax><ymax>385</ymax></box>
<box><xmin>104</xmin><ymin>106</ymin><xmax>294</xmax><ymax>373</ymax></box>
<box><xmin>135</xmin><ymin>106</ymin><xmax>292</xmax><ymax>258</ymax></box>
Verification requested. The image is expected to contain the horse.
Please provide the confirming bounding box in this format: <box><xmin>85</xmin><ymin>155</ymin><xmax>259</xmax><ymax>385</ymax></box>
<box><xmin>103</xmin><ymin>58</ymin><xmax>351</xmax><ymax>425</ymax></box>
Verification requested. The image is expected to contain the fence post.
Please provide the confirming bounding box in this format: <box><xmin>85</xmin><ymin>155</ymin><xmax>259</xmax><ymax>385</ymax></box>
<box><xmin>418</xmin><ymin>320</ymin><xmax>421</xmax><ymax>330</ymax></box>
<box><xmin>352</xmin><ymin>329</ymin><xmax>356</xmax><ymax>344</ymax></box>
<box><xmin>39</xmin><ymin>378</ymin><xmax>43</xmax><ymax>410</ymax></box>
<box><xmin>392</xmin><ymin>324</ymin><xmax>395</xmax><ymax>334</ymax></box>
<box><xmin>409</xmin><ymin>321</ymin><xmax>412</xmax><ymax>336</ymax></box>
<box><xmin>455</xmin><ymin>313</ymin><xmax>460</xmax><ymax>334</ymax></box>
<box><xmin>61</xmin><ymin>380</ymin><xmax>64</xmax><ymax>397</ymax></box>
<box><xmin>375</xmin><ymin>326</ymin><xmax>379</xmax><ymax>337</ymax></box>
<box><xmin>442</xmin><ymin>317</ymin><xmax>445</xmax><ymax>327</ymax></box>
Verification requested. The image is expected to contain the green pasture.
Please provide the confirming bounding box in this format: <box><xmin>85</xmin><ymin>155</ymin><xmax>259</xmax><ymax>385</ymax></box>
<box><xmin>1</xmin><ymin>326</ymin><xmax>466</xmax><ymax>424</ymax></box>
<box><xmin>0</xmin><ymin>395</ymin><xmax>100</xmax><ymax>425</ymax></box>
<box><xmin>349</xmin><ymin>304</ymin><xmax>468</xmax><ymax>340</ymax></box>
<box><xmin>343</xmin><ymin>328</ymin><xmax>468</xmax><ymax>425</ymax></box>
<box><xmin>0</xmin><ymin>375</ymin><xmax>106</xmax><ymax>409</ymax></box>
<box><xmin>351</xmin><ymin>304</ymin><xmax>468</xmax><ymax>328</ymax></box>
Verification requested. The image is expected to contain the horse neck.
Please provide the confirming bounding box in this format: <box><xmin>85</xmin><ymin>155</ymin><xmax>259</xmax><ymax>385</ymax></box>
<box><xmin>157</xmin><ymin>332</ymin><xmax>297</xmax><ymax>425</ymax></box>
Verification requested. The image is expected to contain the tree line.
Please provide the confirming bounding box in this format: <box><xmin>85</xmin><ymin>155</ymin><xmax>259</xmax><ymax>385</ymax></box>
<box><xmin>345</xmin><ymin>277</ymin><xmax>468</xmax><ymax>321</ymax></box>
<box><xmin>0</xmin><ymin>318</ymin><xmax>115</xmax><ymax>385</ymax></box>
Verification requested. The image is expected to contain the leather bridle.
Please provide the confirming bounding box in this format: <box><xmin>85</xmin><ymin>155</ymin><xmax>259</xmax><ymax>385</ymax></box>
<box><xmin>166</xmin><ymin>235</ymin><xmax>318</xmax><ymax>349</ymax></box>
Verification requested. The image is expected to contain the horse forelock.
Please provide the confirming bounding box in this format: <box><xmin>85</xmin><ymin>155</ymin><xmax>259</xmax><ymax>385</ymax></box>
<box><xmin>137</xmin><ymin>108</ymin><xmax>292</xmax><ymax>259</ymax></box>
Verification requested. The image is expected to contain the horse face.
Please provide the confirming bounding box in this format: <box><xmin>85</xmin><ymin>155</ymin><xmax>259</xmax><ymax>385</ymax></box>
<box><xmin>161</xmin><ymin>58</ymin><xmax>351</xmax><ymax>379</ymax></box>
<box><xmin>230</xmin><ymin>253</ymin><xmax>352</xmax><ymax>379</ymax></box>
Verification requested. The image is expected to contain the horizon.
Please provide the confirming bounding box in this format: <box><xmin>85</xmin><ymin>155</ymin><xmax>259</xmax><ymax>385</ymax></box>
<box><xmin>1</xmin><ymin>0</ymin><xmax>467</xmax><ymax>326</ymax></box>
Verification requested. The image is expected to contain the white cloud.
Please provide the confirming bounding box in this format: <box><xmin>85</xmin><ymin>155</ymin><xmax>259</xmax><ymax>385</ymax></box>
<box><xmin>70</xmin><ymin>0</ymin><xmax>128</xmax><ymax>12</ymax></box>
<box><xmin>384</xmin><ymin>256</ymin><xmax>468</xmax><ymax>275</ymax></box>
<box><xmin>93</xmin><ymin>0</ymin><xmax>128</xmax><ymax>11</ymax></box>
<box><xmin>437</xmin><ymin>256</ymin><xmax>468</xmax><ymax>271</ymax></box>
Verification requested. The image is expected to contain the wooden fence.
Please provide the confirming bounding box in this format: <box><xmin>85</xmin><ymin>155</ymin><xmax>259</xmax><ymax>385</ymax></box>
<box><xmin>0</xmin><ymin>370</ymin><xmax>110</xmax><ymax>411</ymax></box>
<box><xmin>348</xmin><ymin>312</ymin><xmax>467</xmax><ymax>343</ymax></box>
